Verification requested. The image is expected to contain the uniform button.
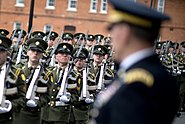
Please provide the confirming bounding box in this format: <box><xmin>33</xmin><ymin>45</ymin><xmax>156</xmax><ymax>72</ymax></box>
<box><xmin>51</xmin><ymin>96</ymin><xmax>54</xmax><ymax>98</ymax></box>
<box><xmin>9</xmin><ymin>117</ymin><xmax>12</xmax><ymax>120</ymax></box>
<box><xmin>72</xmin><ymin>106</ymin><xmax>74</xmax><ymax>108</ymax></box>
<box><xmin>53</xmin><ymin>89</ymin><xmax>55</xmax><ymax>92</ymax></box>
<box><xmin>55</xmin><ymin>82</ymin><xmax>57</xmax><ymax>85</ymax></box>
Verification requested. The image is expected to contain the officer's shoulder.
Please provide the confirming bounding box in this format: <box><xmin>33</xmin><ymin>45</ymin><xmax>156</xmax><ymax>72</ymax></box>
<box><xmin>120</xmin><ymin>68</ymin><xmax>154</xmax><ymax>88</ymax></box>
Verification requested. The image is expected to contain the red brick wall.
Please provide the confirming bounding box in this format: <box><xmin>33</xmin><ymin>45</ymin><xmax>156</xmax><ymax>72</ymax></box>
<box><xmin>0</xmin><ymin>0</ymin><xmax>185</xmax><ymax>41</ymax></box>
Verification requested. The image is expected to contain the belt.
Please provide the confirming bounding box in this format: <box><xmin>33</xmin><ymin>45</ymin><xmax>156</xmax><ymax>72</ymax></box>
<box><xmin>23</xmin><ymin>106</ymin><xmax>40</xmax><ymax>112</ymax></box>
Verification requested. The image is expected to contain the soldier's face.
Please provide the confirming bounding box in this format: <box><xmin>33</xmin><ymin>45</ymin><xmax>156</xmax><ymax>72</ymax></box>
<box><xmin>12</xmin><ymin>37</ymin><xmax>23</xmax><ymax>45</ymax></box>
<box><xmin>48</xmin><ymin>40</ymin><xmax>54</xmax><ymax>47</ymax></box>
<box><xmin>63</xmin><ymin>39</ymin><xmax>73</xmax><ymax>44</ymax></box>
<box><xmin>0</xmin><ymin>50</ymin><xmax>8</xmax><ymax>66</ymax></box>
<box><xmin>75</xmin><ymin>58</ymin><xmax>86</xmax><ymax>69</ymax></box>
<box><xmin>27</xmin><ymin>49</ymin><xmax>43</xmax><ymax>63</ymax></box>
<box><xmin>87</xmin><ymin>40</ymin><xmax>94</xmax><ymax>46</ymax></box>
<box><xmin>56</xmin><ymin>53</ymin><xmax>70</xmax><ymax>65</ymax></box>
<box><xmin>93</xmin><ymin>54</ymin><xmax>104</xmax><ymax>65</ymax></box>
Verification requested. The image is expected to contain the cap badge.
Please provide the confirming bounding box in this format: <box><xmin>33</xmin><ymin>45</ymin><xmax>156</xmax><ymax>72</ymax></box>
<box><xmin>35</xmin><ymin>41</ymin><xmax>40</xmax><ymax>46</ymax></box>
<box><xmin>90</xmin><ymin>36</ymin><xmax>92</xmax><ymax>38</ymax></box>
<box><xmin>1</xmin><ymin>31</ymin><xmax>4</xmax><ymax>34</ymax></box>
<box><xmin>18</xmin><ymin>31</ymin><xmax>21</xmax><ymax>34</ymax></box>
<box><xmin>66</xmin><ymin>34</ymin><xmax>69</xmax><ymax>37</ymax></box>
<box><xmin>38</xmin><ymin>33</ymin><xmax>41</xmax><ymax>36</ymax></box>
<box><xmin>98</xmin><ymin>48</ymin><xmax>101</xmax><ymax>51</ymax></box>
<box><xmin>63</xmin><ymin>45</ymin><xmax>67</xmax><ymax>49</ymax></box>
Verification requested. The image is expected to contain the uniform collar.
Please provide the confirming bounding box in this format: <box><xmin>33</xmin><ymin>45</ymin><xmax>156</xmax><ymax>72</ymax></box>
<box><xmin>120</xmin><ymin>47</ymin><xmax>154</xmax><ymax>71</ymax></box>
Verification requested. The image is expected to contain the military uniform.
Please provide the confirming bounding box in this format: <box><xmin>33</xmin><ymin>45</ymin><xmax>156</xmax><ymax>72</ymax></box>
<box><xmin>90</xmin><ymin>1</ymin><xmax>179</xmax><ymax>124</ymax></box>
<box><xmin>18</xmin><ymin>38</ymin><xmax>51</xmax><ymax>124</ymax></box>
<box><xmin>0</xmin><ymin>35</ymin><xmax>26</xmax><ymax>124</ymax></box>
<box><xmin>41</xmin><ymin>43</ymin><xmax>73</xmax><ymax>124</ymax></box>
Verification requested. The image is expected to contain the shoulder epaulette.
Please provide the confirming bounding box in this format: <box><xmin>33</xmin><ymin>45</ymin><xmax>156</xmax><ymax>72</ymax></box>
<box><xmin>121</xmin><ymin>68</ymin><xmax>154</xmax><ymax>87</ymax></box>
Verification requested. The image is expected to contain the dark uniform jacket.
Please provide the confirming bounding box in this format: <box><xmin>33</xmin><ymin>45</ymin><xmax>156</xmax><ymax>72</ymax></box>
<box><xmin>95</xmin><ymin>55</ymin><xmax>179</xmax><ymax>124</ymax></box>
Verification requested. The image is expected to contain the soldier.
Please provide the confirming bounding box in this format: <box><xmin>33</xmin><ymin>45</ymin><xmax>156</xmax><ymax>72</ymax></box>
<box><xmin>67</xmin><ymin>48</ymin><xmax>94</xmax><ymax>124</ymax></box>
<box><xmin>94</xmin><ymin>34</ymin><xmax>104</xmax><ymax>45</ymax></box>
<box><xmin>31</xmin><ymin>31</ymin><xmax>45</xmax><ymax>39</ymax></box>
<box><xmin>74</xmin><ymin>33</ymin><xmax>85</xmax><ymax>47</ymax></box>
<box><xmin>85</xmin><ymin>35</ymin><xmax>95</xmax><ymax>51</ymax></box>
<box><xmin>91</xmin><ymin>45</ymin><xmax>114</xmax><ymax>88</ymax></box>
<box><xmin>45</xmin><ymin>31</ymin><xmax>58</xmax><ymax>48</ymax></box>
<box><xmin>42</xmin><ymin>43</ymin><xmax>73</xmax><ymax>124</ymax></box>
<box><xmin>0</xmin><ymin>29</ymin><xmax>9</xmax><ymax>36</ymax></box>
<box><xmin>19</xmin><ymin>38</ymin><xmax>51</xmax><ymax>124</ymax></box>
<box><xmin>90</xmin><ymin>0</ymin><xmax>178</xmax><ymax>124</ymax></box>
<box><xmin>0</xmin><ymin>35</ymin><xmax>26</xmax><ymax>124</ymax></box>
<box><xmin>62</xmin><ymin>33</ymin><xmax>73</xmax><ymax>45</ymax></box>
<box><xmin>11</xmin><ymin>29</ymin><xmax>27</xmax><ymax>45</ymax></box>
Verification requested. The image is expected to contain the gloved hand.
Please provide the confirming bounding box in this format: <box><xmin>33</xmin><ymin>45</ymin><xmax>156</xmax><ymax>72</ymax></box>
<box><xmin>0</xmin><ymin>100</ymin><xmax>12</xmax><ymax>114</ymax></box>
<box><xmin>26</xmin><ymin>97</ymin><xmax>39</xmax><ymax>107</ymax></box>
<box><xmin>60</xmin><ymin>92</ymin><xmax>71</xmax><ymax>103</ymax></box>
<box><xmin>85</xmin><ymin>98</ymin><xmax>94</xmax><ymax>104</ymax></box>
<box><xmin>85</xmin><ymin>94</ymin><xmax>94</xmax><ymax>103</ymax></box>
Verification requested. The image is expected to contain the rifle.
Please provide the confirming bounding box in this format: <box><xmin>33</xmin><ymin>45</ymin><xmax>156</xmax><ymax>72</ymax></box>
<box><xmin>45</xmin><ymin>30</ymin><xmax>52</xmax><ymax>42</ymax></box>
<box><xmin>45</xmin><ymin>31</ymin><xmax>64</xmax><ymax>66</ymax></box>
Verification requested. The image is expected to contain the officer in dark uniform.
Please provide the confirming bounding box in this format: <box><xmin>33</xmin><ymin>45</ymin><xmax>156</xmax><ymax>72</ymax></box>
<box><xmin>0</xmin><ymin>35</ymin><xmax>26</xmax><ymax>124</ymax></box>
<box><xmin>42</xmin><ymin>43</ymin><xmax>73</xmax><ymax>124</ymax></box>
<box><xmin>90</xmin><ymin>0</ymin><xmax>179</xmax><ymax>124</ymax></box>
<box><xmin>19</xmin><ymin>38</ymin><xmax>52</xmax><ymax>124</ymax></box>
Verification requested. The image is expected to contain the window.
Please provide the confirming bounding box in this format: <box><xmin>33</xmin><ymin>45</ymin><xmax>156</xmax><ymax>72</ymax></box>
<box><xmin>100</xmin><ymin>0</ymin><xmax>107</xmax><ymax>14</ymax></box>
<box><xmin>13</xmin><ymin>22</ymin><xmax>21</xmax><ymax>30</ymax></box>
<box><xmin>15</xmin><ymin>0</ymin><xmax>24</xmax><ymax>7</ymax></box>
<box><xmin>157</xmin><ymin>0</ymin><xmax>165</xmax><ymax>13</ymax></box>
<box><xmin>46</xmin><ymin>0</ymin><xmax>55</xmax><ymax>10</ymax></box>
<box><xmin>68</xmin><ymin>0</ymin><xmax>77</xmax><ymax>11</ymax></box>
<box><xmin>90</xmin><ymin>0</ymin><xmax>98</xmax><ymax>13</ymax></box>
<box><xmin>44</xmin><ymin>24</ymin><xmax>53</xmax><ymax>33</ymax></box>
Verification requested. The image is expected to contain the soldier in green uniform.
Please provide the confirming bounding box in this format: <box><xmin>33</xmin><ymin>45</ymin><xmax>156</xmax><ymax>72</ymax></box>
<box><xmin>11</xmin><ymin>29</ymin><xmax>27</xmax><ymax>46</ymax></box>
<box><xmin>85</xmin><ymin>35</ymin><xmax>95</xmax><ymax>51</ymax></box>
<box><xmin>67</xmin><ymin>47</ymin><xmax>94</xmax><ymax>124</ymax></box>
<box><xmin>19</xmin><ymin>38</ymin><xmax>52</xmax><ymax>124</ymax></box>
<box><xmin>0</xmin><ymin>35</ymin><xmax>26</xmax><ymax>124</ymax></box>
<box><xmin>41</xmin><ymin>43</ymin><xmax>73</xmax><ymax>124</ymax></box>
<box><xmin>90</xmin><ymin>45</ymin><xmax>114</xmax><ymax>88</ymax></box>
<box><xmin>62</xmin><ymin>33</ymin><xmax>73</xmax><ymax>45</ymax></box>
<box><xmin>74</xmin><ymin>33</ymin><xmax>85</xmax><ymax>47</ymax></box>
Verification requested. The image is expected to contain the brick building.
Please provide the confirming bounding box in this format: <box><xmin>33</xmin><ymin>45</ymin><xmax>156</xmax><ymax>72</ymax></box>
<box><xmin>0</xmin><ymin>0</ymin><xmax>185</xmax><ymax>42</ymax></box>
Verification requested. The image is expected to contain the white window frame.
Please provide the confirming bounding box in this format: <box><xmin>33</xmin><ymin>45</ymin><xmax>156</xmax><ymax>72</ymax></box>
<box><xmin>13</xmin><ymin>21</ymin><xmax>21</xmax><ymax>30</ymax></box>
<box><xmin>90</xmin><ymin>0</ymin><xmax>98</xmax><ymax>13</ymax></box>
<box><xmin>45</xmin><ymin>0</ymin><xmax>55</xmax><ymax>10</ymax></box>
<box><xmin>67</xmin><ymin>0</ymin><xmax>77</xmax><ymax>12</ymax></box>
<box><xmin>100</xmin><ymin>0</ymin><xmax>107</xmax><ymax>14</ymax></box>
<box><xmin>44</xmin><ymin>24</ymin><xmax>53</xmax><ymax>33</ymax></box>
<box><xmin>157</xmin><ymin>0</ymin><xmax>165</xmax><ymax>13</ymax></box>
<box><xmin>15</xmin><ymin>0</ymin><xmax>24</xmax><ymax>7</ymax></box>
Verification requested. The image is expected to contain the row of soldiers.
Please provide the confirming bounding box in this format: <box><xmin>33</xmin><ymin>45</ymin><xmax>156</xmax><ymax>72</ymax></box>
<box><xmin>155</xmin><ymin>41</ymin><xmax>185</xmax><ymax>114</ymax></box>
<box><xmin>0</xmin><ymin>28</ymin><xmax>115</xmax><ymax>124</ymax></box>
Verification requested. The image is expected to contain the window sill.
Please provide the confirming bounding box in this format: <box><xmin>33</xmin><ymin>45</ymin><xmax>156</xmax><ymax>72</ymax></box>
<box><xmin>45</xmin><ymin>6</ymin><xmax>55</xmax><ymax>10</ymax></box>
<box><xmin>67</xmin><ymin>8</ymin><xmax>77</xmax><ymax>12</ymax></box>
<box><xmin>89</xmin><ymin>10</ymin><xmax>97</xmax><ymax>13</ymax></box>
<box><xmin>99</xmin><ymin>11</ymin><xmax>107</xmax><ymax>14</ymax></box>
<box><xmin>15</xmin><ymin>4</ymin><xmax>25</xmax><ymax>8</ymax></box>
